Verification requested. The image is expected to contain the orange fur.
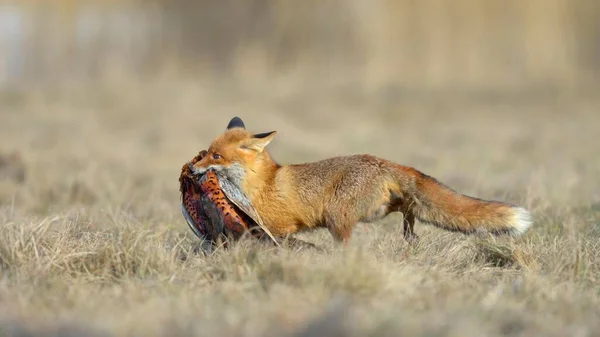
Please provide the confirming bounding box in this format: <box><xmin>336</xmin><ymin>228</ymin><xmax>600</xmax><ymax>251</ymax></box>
<box><xmin>191</xmin><ymin>117</ymin><xmax>533</xmax><ymax>244</ymax></box>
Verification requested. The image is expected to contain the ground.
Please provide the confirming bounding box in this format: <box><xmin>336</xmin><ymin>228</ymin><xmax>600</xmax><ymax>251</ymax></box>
<box><xmin>0</xmin><ymin>82</ymin><xmax>599</xmax><ymax>337</ymax></box>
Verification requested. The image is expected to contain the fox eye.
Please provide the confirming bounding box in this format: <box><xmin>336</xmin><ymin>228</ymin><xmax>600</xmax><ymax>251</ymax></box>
<box><xmin>212</xmin><ymin>153</ymin><xmax>222</xmax><ymax>160</ymax></box>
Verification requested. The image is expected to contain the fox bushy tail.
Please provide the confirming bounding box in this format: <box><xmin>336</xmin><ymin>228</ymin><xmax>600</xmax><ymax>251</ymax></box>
<box><xmin>408</xmin><ymin>171</ymin><xmax>532</xmax><ymax>236</ymax></box>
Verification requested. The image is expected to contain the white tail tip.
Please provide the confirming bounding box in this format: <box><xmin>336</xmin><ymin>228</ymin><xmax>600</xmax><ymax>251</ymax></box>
<box><xmin>510</xmin><ymin>207</ymin><xmax>533</xmax><ymax>235</ymax></box>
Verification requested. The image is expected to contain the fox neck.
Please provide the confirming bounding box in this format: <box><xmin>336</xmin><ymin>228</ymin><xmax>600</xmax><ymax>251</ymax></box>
<box><xmin>242</xmin><ymin>150</ymin><xmax>280</xmax><ymax>200</ymax></box>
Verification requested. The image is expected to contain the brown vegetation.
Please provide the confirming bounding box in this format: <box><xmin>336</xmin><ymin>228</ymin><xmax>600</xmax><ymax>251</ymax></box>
<box><xmin>1</xmin><ymin>1</ymin><xmax>599</xmax><ymax>336</ymax></box>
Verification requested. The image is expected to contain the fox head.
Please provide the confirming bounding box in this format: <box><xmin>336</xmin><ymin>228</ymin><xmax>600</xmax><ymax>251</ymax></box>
<box><xmin>191</xmin><ymin>117</ymin><xmax>278</xmax><ymax>188</ymax></box>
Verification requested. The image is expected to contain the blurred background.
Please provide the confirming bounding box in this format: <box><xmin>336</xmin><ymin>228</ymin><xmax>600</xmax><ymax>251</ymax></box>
<box><xmin>1</xmin><ymin>0</ymin><xmax>600</xmax><ymax>215</ymax></box>
<box><xmin>1</xmin><ymin>0</ymin><xmax>599</xmax><ymax>90</ymax></box>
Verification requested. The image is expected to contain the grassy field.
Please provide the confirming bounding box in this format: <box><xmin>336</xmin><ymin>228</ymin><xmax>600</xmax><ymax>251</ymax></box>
<box><xmin>1</xmin><ymin>80</ymin><xmax>599</xmax><ymax>337</ymax></box>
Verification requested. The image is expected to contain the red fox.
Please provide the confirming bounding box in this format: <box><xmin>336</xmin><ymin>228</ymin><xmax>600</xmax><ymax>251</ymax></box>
<box><xmin>190</xmin><ymin>117</ymin><xmax>532</xmax><ymax>244</ymax></box>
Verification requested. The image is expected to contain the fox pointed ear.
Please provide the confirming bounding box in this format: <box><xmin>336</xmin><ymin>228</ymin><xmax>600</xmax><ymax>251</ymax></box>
<box><xmin>241</xmin><ymin>131</ymin><xmax>277</xmax><ymax>153</ymax></box>
<box><xmin>226</xmin><ymin>116</ymin><xmax>245</xmax><ymax>130</ymax></box>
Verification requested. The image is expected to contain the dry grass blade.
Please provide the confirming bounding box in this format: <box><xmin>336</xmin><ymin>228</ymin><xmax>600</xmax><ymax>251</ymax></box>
<box><xmin>471</xmin><ymin>237</ymin><xmax>539</xmax><ymax>271</ymax></box>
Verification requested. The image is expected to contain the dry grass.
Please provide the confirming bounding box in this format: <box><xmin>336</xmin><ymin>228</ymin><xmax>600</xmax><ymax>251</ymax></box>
<box><xmin>2</xmin><ymin>2</ymin><xmax>599</xmax><ymax>335</ymax></box>
<box><xmin>1</xmin><ymin>79</ymin><xmax>599</xmax><ymax>337</ymax></box>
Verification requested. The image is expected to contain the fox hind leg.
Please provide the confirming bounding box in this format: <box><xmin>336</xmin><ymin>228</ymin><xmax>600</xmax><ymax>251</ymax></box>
<box><xmin>402</xmin><ymin>209</ymin><xmax>419</xmax><ymax>243</ymax></box>
<box><xmin>389</xmin><ymin>195</ymin><xmax>420</xmax><ymax>243</ymax></box>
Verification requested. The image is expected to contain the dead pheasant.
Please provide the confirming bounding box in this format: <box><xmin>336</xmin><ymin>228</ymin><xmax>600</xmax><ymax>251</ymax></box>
<box><xmin>179</xmin><ymin>150</ymin><xmax>280</xmax><ymax>248</ymax></box>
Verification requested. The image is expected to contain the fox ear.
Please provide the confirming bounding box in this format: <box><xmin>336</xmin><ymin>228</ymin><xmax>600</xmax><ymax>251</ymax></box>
<box><xmin>241</xmin><ymin>131</ymin><xmax>277</xmax><ymax>153</ymax></box>
<box><xmin>226</xmin><ymin>116</ymin><xmax>245</xmax><ymax>130</ymax></box>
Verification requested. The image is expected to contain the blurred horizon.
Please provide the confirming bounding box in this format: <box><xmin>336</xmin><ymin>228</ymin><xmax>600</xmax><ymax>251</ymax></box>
<box><xmin>1</xmin><ymin>0</ymin><xmax>599</xmax><ymax>95</ymax></box>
